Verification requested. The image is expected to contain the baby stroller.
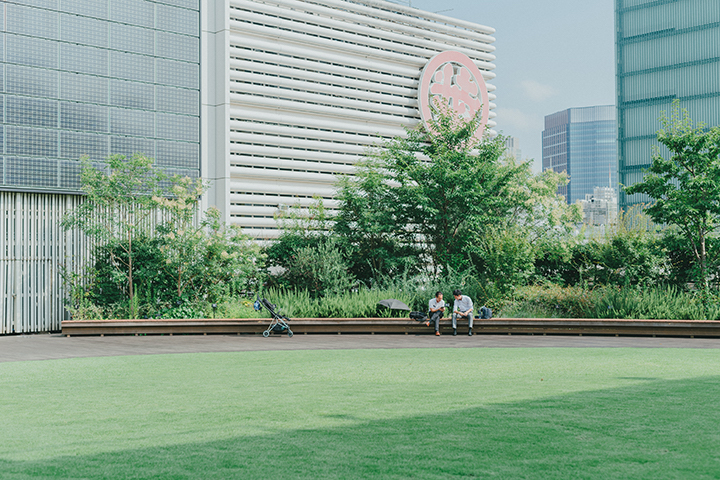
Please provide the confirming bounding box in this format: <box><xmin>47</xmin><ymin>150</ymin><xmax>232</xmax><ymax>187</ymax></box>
<box><xmin>255</xmin><ymin>297</ymin><xmax>294</xmax><ymax>338</ymax></box>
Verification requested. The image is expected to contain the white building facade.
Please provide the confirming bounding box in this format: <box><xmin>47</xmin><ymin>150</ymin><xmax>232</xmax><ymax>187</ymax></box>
<box><xmin>202</xmin><ymin>0</ymin><xmax>497</xmax><ymax>238</ymax></box>
<box><xmin>579</xmin><ymin>187</ymin><xmax>618</xmax><ymax>226</ymax></box>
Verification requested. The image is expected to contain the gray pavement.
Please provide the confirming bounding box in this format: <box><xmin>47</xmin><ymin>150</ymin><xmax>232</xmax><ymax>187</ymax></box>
<box><xmin>2</xmin><ymin>333</ymin><xmax>720</xmax><ymax>363</ymax></box>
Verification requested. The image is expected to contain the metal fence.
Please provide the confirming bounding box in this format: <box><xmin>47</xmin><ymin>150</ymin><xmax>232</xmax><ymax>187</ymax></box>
<box><xmin>0</xmin><ymin>192</ymin><xmax>89</xmax><ymax>334</ymax></box>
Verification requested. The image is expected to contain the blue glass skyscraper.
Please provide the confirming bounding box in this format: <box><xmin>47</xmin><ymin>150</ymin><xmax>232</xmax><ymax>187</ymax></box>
<box><xmin>542</xmin><ymin>105</ymin><xmax>617</xmax><ymax>205</ymax></box>
<box><xmin>616</xmin><ymin>0</ymin><xmax>720</xmax><ymax>209</ymax></box>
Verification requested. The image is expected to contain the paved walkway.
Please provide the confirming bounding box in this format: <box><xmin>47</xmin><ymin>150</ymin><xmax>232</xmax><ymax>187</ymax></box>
<box><xmin>3</xmin><ymin>333</ymin><xmax>720</xmax><ymax>363</ymax></box>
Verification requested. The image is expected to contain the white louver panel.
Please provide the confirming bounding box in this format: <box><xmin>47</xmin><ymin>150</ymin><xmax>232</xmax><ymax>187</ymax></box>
<box><xmin>221</xmin><ymin>0</ymin><xmax>497</xmax><ymax>238</ymax></box>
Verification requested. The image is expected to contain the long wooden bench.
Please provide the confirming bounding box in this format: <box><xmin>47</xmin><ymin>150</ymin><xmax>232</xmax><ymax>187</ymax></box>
<box><xmin>60</xmin><ymin>317</ymin><xmax>720</xmax><ymax>337</ymax></box>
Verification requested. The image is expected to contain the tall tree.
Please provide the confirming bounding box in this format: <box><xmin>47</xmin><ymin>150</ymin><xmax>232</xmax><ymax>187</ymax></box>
<box><xmin>62</xmin><ymin>154</ymin><xmax>164</xmax><ymax>318</ymax></box>
<box><xmin>624</xmin><ymin>101</ymin><xmax>720</xmax><ymax>289</ymax></box>
<box><xmin>337</xmin><ymin>106</ymin><xmax>554</xmax><ymax>276</ymax></box>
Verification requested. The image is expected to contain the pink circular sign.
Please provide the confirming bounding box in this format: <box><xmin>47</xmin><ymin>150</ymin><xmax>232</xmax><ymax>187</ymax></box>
<box><xmin>418</xmin><ymin>51</ymin><xmax>490</xmax><ymax>141</ymax></box>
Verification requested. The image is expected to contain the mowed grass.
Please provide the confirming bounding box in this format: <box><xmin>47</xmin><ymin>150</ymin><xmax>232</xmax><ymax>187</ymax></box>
<box><xmin>2</xmin><ymin>347</ymin><xmax>720</xmax><ymax>479</ymax></box>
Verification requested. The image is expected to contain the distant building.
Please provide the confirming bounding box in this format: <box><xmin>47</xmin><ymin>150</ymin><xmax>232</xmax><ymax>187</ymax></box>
<box><xmin>580</xmin><ymin>187</ymin><xmax>618</xmax><ymax>225</ymax></box>
<box><xmin>616</xmin><ymin>0</ymin><xmax>720</xmax><ymax>210</ymax></box>
<box><xmin>505</xmin><ymin>136</ymin><xmax>522</xmax><ymax>162</ymax></box>
<box><xmin>542</xmin><ymin>105</ymin><xmax>617</xmax><ymax>205</ymax></box>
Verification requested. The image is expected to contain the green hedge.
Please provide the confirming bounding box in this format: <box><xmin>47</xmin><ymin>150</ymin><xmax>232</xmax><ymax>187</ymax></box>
<box><xmin>503</xmin><ymin>284</ymin><xmax>720</xmax><ymax>320</ymax></box>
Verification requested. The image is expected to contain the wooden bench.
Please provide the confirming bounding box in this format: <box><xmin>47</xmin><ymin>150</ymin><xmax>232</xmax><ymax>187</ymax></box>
<box><xmin>60</xmin><ymin>317</ymin><xmax>720</xmax><ymax>337</ymax></box>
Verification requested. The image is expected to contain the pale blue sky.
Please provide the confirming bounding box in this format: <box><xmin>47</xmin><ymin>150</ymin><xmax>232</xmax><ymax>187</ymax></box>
<box><xmin>408</xmin><ymin>0</ymin><xmax>616</xmax><ymax>171</ymax></box>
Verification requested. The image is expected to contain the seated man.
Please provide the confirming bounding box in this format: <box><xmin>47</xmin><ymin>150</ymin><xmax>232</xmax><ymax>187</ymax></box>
<box><xmin>426</xmin><ymin>291</ymin><xmax>445</xmax><ymax>336</ymax></box>
<box><xmin>452</xmin><ymin>289</ymin><xmax>474</xmax><ymax>336</ymax></box>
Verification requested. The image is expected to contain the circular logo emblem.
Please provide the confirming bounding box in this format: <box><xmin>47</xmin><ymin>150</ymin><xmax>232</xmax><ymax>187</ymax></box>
<box><xmin>418</xmin><ymin>51</ymin><xmax>490</xmax><ymax>141</ymax></box>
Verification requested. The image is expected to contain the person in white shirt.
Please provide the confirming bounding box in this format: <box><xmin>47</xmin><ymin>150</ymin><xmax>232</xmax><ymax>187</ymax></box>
<box><xmin>452</xmin><ymin>289</ymin><xmax>474</xmax><ymax>336</ymax></box>
<box><xmin>426</xmin><ymin>291</ymin><xmax>445</xmax><ymax>336</ymax></box>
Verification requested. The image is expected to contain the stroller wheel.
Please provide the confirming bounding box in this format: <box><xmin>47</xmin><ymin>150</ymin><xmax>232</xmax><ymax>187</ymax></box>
<box><xmin>288</xmin><ymin>331</ymin><xmax>293</xmax><ymax>338</ymax></box>
<box><xmin>262</xmin><ymin>330</ymin><xmax>270</xmax><ymax>338</ymax></box>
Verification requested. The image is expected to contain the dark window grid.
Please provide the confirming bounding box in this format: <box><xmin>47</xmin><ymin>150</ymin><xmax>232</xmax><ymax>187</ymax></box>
<box><xmin>6</xmin><ymin>4</ymin><xmax>59</xmax><ymax>40</ymax></box>
<box><xmin>5</xmin><ymin>65</ymin><xmax>59</xmax><ymax>98</ymax></box>
<box><xmin>59</xmin><ymin>102</ymin><xmax>108</xmax><ymax>132</ymax></box>
<box><xmin>5</xmin><ymin>156</ymin><xmax>59</xmax><ymax>187</ymax></box>
<box><xmin>109</xmin><ymin>108</ymin><xmax>155</xmax><ymax>137</ymax></box>
<box><xmin>9</xmin><ymin>56</ymin><xmax>201</xmax><ymax>91</ymax></box>
<box><xmin>58</xmin><ymin>0</ymin><xmax>109</xmax><ymax>20</ymax></box>
<box><xmin>60</xmin><ymin>13</ymin><xmax>108</xmax><ymax>48</ymax></box>
<box><xmin>110</xmin><ymin>135</ymin><xmax>156</xmax><ymax>158</ymax></box>
<box><xmin>110</xmin><ymin>22</ymin><xmax>155</xmax><ymax>56</ymax></box>
<box><xmin>156</xmin><ymin>31</ymin><xmax>199</xmax><ymax>63</ymax></box>
<box><xmin>8</xmin><ymin>31</ymin><xmax>197</xmax><ymax>78</ymax></box>
<box><xmin>6</xmin><ymin>35</ymin><xmax>59</xmax><ymax>68</ymax></box>
<box><xmin>156</xmin><ymin>140</ymin><xmax>199</xmax><ymax>168</ymax></box>
<box><xmin>109</xmin><ymin>0</ymin><xmax>155</xmax><ymax>28</ymax></box>
<box><xmin>4</xmin><ymin>107</ymin><xmax>197</xmax><ymax>147</ymax></box>
<box><xmin>156</xmin><ymin>86</ymin><xmax>199</xmax><ymax>115</ymax></box>
<box><xmin>1</xmin><ymin>134</ymin><xmax>193</xmax><ymax>174</ymax></box>
<box><xmin>60</xmin><ymin>131</ymin><xmax>109</xmax><ymax>160</ymax></box>
<box><xmin>110</xmin><ymin>51</ymin><xmax>156</xmax><ymax>83</ymax></box>
<box><xmin>7</xmin><ymin>8</ymin><xmax>200</xmax><ymax>40</ymax></box>
<box><xmin>156</xmin><ymin>59</ymin><xmax>199</xmax><ymax>89</ymax></box>
<box><xmin>156</xmin><ymin>4</ymin><xmax>199</xmax><ymax>36</ymax></box>
<box><xmin>60</xmin><ymin>43</ymin><xmax>109</xmax><ymax>76</ymax></box>
<box><xmin>59</xmin><ymin>160</ymin><xmax>82</xmax><ymax>189</ymax></box>
<box><xmin>162</xmin><ymin>167</ymin><xmax>199</xmax><ymax>179</ymax></box>
<box><xmin>151</xmin><ymin>0</ymin><xmax>199</xmax><ymax>12</ymax></box>
<box><xmin>5</xmin><ymin>91</ymin><xmax>199</xmax><ymax>125</ymax></box>
<box><xmin>156</xmin><ymin>113</ymin><xmax>198</xmax><ymax>142</ymax></box>
<box><xmin>6</xmin><ymin>127</ymin><xmax>58</xmax><ymax>157</ymax></box>
<box><xmin>58</xmin><ymin>49</ymin><xmax>200</xmax><ymax>99</ymax></box>
<box><xmin>60</xmin><ymin>72</ymin><xmax>109</xmax><ymax>104</ymax></box>
<box><xmin>110</xmin><ymin>79</ymin><xmax>155</xmax><ymax>109</ymax></box>
<box><xmin>5</xmin><ymin>71</ymin><xmax>199</xmax><ymax>119</ymax></box>
<box><xmin>6</xmin><ymin>96</ymin><xmax>58</xmax><ymax>128</ymax></box>
<box><xmin>6</xmin><ymin>33</ymin><xmax>199</xmax><ymax>73</ymax></box>
<box><xmin>7</xmin><ymin>0</ymin><xmax>198</xmax><ymax>32</ymax></box>
<box><xmin>6</xmin><ymin>0</ymin><xmax>59</xmax><ymax>9</ymax></box>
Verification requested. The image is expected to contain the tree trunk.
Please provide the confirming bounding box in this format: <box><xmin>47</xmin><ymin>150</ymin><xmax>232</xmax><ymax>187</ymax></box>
<box><xmin>700</xmin><ymin>229</ymin><xmax>708</xmax><ymax>291</ymax></box>
<box><xmin>128</xmin><ymin>235</ymin><xmax>135</xmax><ymax>319</ymax></box>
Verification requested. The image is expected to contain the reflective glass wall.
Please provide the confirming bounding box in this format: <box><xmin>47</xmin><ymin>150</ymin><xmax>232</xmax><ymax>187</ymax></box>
<box><xmin>616</xmin><ymin>0</ymin><xmax>720</xmax><ymax>209</ymax></box>
<box><xmin>0</xmin><ymin>0</ymin><xmax>200</xmax><ymax>191</ymax></box>
<box><xmin>542</xmin><ymin>106</ymin><xmax>617</xmax><ymax>205</ymax></box>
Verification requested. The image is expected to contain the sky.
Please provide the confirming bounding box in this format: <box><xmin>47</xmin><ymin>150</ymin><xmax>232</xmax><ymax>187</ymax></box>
<box><xmin>407</xmin><ymin>0</ymin><xmax>616</xmax><ymax>172</ymax></box>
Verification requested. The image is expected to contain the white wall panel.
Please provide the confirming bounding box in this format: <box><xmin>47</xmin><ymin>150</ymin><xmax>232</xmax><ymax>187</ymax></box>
<box><xmin>218</xmin><ymin>0</ymin><xmax>496</xmax><ymax>238</ymax></box>
<box><xmin>0</xmin><ymin>192</ymin><xmax>89</xmax><ymax>334</ymax></box>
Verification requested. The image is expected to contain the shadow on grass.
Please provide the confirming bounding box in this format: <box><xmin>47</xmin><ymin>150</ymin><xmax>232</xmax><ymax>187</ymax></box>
<box><xmin>4</xmin><ymin>376</ymin><xmax>720</xmax><ymax>479</ymax></box>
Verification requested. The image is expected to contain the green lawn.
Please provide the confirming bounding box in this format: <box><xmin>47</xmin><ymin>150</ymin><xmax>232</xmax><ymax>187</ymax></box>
<box><xmin>2</xmin><ymin>347</ymin><xmax>720</xmax><ymax>479</ymax></box>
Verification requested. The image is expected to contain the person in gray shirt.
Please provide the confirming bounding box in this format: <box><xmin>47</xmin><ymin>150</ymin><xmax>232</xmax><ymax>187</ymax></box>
<box><xmin>452</xmin><ymin>289</ymin><xmax>474</xmax><ymax>336</ymax></box>
<box><xmin>426</xmin><ymin>291</ymin><xmax>445</xmax><ymax>336</ymax></box>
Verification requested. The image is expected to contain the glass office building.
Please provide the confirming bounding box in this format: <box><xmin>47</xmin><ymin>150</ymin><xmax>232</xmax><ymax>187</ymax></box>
<box><xmin>542</xmin><ymin>106</ymin><xmax>617</xmax><ymax>205</ymax></box>
<box><xmin>0</xmin><ymin>0</ymin><xmax>200</xmax><ymax>192</ymax></box>
<box><xmin>616</xmin><ymin>0</ymin><xmax>720</xmax><ymax>209</ymax></box>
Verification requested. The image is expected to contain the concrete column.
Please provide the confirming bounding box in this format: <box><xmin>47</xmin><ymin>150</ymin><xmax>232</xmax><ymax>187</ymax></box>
<box><xmin>201</xmin><ymin>0</ymin><xmax>232</xmax><ymax>223</ymax></box>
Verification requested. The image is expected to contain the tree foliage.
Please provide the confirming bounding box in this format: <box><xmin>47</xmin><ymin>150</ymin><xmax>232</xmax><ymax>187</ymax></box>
<box><xmin>265</xmin><ymin>200</ymin><xmax>356</xmax><ymax>297</ymax></box>
<box><xmin>624</xmin><ymin>101</ymin><xmax>720</xmax><ymax>288</ymax></box>
<box><xmin>63</xmin><ymin>154</ymin><xmax>263</xmax><ymax>319</ymax></box>
<box><xmin>534</xmin><ymin>207</ymin><xmax>666</xmax><ymax>287</ymax></box>
<box><xmin>62</xmin><ymin>154</ymin><xmax>164</xmax><ymax>318</ymax></box>
<box><xmin>335</xmin><ymin>106</ymin><xmax>579</xmax><ymax>284</ymax></box>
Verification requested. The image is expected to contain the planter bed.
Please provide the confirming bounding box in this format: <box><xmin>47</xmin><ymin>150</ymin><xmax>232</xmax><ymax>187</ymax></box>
<box><xmin>61</xmin><ymin>317</ymin><xmax>720</xmax><ymax>338</ymax></box>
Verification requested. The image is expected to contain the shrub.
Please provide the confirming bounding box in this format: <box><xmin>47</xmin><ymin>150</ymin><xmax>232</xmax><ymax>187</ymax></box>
<box><xmin>504</xmin><ymin>284</ymin><xmax>720</xmax><ymax>320</ymax></box>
